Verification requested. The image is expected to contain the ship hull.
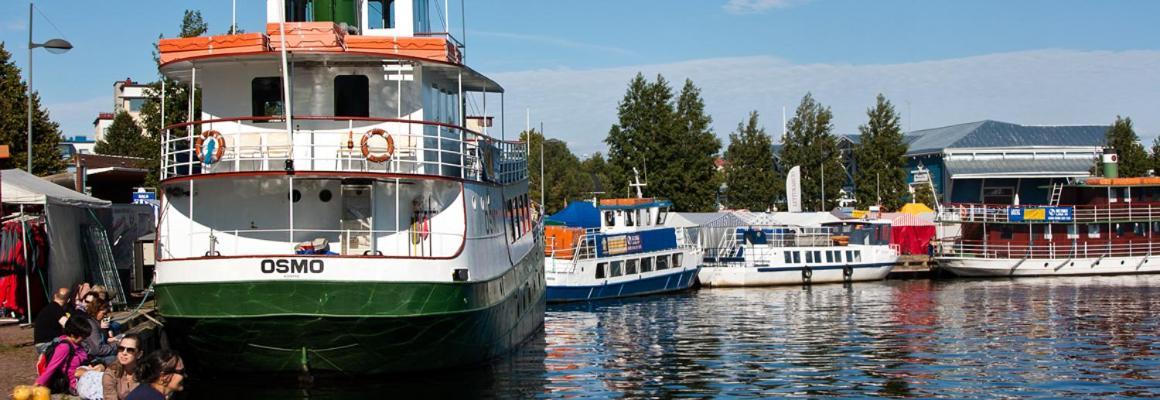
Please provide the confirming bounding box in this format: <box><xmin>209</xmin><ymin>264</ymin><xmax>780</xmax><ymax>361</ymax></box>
<box><xmin>698</xmin><ymin>262</ymin><xmax>894</xmax><ymax>287</ymax></box>
<box><xmin>546</xmin><ymin>266</ymin><xmax>700</xmax><ymax>303</ymax></box>
<box><xmin>158</xmin><ymin>251</ymin><xmax>545</xmax><ymax>374</ymax></box>
<box><xmin>938</xmin><ymin>255</ymin><xmax>1160</xmax><ymax>277</ymax></box>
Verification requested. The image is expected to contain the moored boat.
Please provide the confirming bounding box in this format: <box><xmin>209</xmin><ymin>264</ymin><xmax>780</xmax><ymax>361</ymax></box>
<box><xmin>698</xmin><ymin>220</ymin><xmax>899</xmax><ymax>287</ymax></box>
<box><xmin>153</xmin><ymin>0</ymin><xmax>543</xmax><ymax>374</ymax></box>
<box><xmin>543</xmin><ymin>198</ymin><xmax>700</xmax><ymax>302</ymax></box>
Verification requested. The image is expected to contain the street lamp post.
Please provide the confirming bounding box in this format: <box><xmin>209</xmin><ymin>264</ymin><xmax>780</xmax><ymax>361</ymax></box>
<box><xmin>27</xmin><ymin>2</ymin><xmax>73</xmax><ymax>173</ymax></box>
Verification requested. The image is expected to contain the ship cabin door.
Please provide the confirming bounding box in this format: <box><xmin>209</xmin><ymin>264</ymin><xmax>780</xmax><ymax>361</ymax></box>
<box><xmin>342</xmin><ymin>184</ymin><xmax>374</xmax><ymax>255</ymax></box>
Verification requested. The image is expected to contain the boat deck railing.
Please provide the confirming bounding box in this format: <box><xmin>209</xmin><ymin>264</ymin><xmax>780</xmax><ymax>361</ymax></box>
<box><xmin>940</xmin><ymin>203</ymin><xmax>1160</xmax><ymax>224</ymax></box>
<box><xmin>939</xmin><ymin>239</ymin><xmax>1160</xmax><ymax>260</ymax></box>
<box><xmin>161</xmin><ymin>116</ymin><xmax>528</xmax><ymax>184</ymax></box>
<box><xmin>158</xmin><ymin>228</ymin><xmax>465</xmax><ymax>260</ymax></box>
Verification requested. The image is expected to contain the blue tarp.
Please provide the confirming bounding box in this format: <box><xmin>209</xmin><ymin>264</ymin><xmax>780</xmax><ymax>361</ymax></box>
<box><xmin>546</xmin><ymin>201</ymin><xmax>601</xmax><ymax>229</ymax></box>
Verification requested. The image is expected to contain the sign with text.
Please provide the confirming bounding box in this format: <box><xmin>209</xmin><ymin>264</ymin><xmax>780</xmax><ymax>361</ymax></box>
<box><xmin>1008</xmin><ymin>206</ymin><xmax>1073</xmax><ymax>222</ymax></box>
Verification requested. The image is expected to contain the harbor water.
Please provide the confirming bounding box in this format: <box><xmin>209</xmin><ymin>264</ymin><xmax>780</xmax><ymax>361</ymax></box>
<box><xmin>184</xmin><ymin>275</ymin><xmax>1160</xmax><ymax>398</ymax></box>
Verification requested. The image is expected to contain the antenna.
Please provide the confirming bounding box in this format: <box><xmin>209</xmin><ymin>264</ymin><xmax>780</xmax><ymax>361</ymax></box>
<box><xmin>540</xmin><ymin>121</ymin><xmax>545</xmax><ymax>209</ymax></box>
<box><xmin>630</xmin><ymin>167</ymin><xmax>647</xmax><ymax>198</ymax></box>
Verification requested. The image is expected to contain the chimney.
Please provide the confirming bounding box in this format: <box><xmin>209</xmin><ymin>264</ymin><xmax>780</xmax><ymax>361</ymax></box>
<box><xmin>1102</xmin><ymin>148</ymin><xmax>1118</xmax><ymax>179</ymax></box>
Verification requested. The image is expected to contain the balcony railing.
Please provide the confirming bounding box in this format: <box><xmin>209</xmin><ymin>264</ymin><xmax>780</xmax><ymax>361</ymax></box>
<box><xmin>161</xmin><ymin>116</ymin><xmax>528</xmax><ymax>184</ymax></box>
<box><xmin>939</xmin><ymin>203</ymin><xmax>1160</xmax><ymax>224</ymax></box>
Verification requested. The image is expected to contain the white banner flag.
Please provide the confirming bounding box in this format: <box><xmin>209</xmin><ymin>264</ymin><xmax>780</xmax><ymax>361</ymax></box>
<box><xmin>787</xmin><ymin>166</ymin><xmax>802</xmax><ymax>213</ymax></box>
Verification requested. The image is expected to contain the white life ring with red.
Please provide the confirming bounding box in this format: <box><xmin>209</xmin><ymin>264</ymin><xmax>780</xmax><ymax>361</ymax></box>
<box><xmin>360</xmin><ymin>128</ymin><xmax>396</xmax><ymax>164</ymax></box>
<box><xmin>193</xmin><ymin>130</ymin><xmax>226</xmax><ymax>164</ymax></box>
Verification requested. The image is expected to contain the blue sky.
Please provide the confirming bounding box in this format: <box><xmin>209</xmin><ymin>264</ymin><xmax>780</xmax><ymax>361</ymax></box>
<box><xmin>2</xmin><ymin>1</ymin><xmax>1159</xmax><ymax>155</ymax></box>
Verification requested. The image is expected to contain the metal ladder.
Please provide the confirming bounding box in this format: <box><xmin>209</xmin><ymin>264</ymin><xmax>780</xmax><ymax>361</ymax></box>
<box><xmin>1049</xmin><ymin>182</ymin><xmax>1064</xmax><ymax>206</ymax></box>
<box><xmin>82</xmin><ymin>225</ymin><xmax>128</xmax><ymax>309</ymax></box>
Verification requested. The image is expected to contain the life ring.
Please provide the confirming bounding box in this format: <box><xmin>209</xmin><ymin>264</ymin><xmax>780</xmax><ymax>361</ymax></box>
<box><xmin>360</xmin><ymin>128</ymin><xmax>395</xmax><ymax>163</ymax></box>
<box><xmin>193</xmin><ymin>130</ymin><xmax>226</xmax><ymax>164</ymax></box>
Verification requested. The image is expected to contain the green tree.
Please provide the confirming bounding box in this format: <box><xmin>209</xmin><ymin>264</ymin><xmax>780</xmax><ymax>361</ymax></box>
<box><xmin>94</xmin><ymin>111</ymin><xmax>152</xmax><ymax>158</ymax></box>
<box><xmin>724</xmin><ymin>111</ymin><xmax>778</xmax><ymax>211</ymax></box>
<box><xmin>853</xmin><ymin>94</ymin><xmax>909</xmax><ymax>210</ymax></box>
<box><xmin>0</xmin><ymin>42</ymin><xmax>67</xmax><ymax>175</ymax></box>
<box><xmin>913</xmin><ymin>182</ymin><xmax>937</xmax><ymax>210</ymax></box>
<box><xmin>523</xmin><ymin>129</ymin><xmax>587</xmax><ymax>214</ymax></box>
<box><xmin>138</xmin><ymin>10</ymin><xmax>208</xmax><ymax>186</ymax></box>
<box><xmin>605</xmin><ymin>73</ymin><xmax>677</xmax><ymax>199</ymax></box>
<box><xmin>780</xmin><ymin>93</ymin><xmax>844</xmax><ymax>211</ymax></box>
<box><xmin>1150</xmin><ymin>136</ymin><xmax>1160</xmax><ymax>176</ymax></box>
<box><xmin>1100</xmin><ymin>116</ymin><xmax>1148</xmax><ymax>177</ymax></box>
<box><xmin>579</xmin><ymin>152</ymin><xmax>612</xmax><ymax>199</ymax></box>
<box><xmin>671</xmin><ymin>79</ymin><xmax>722</xmax><ymax>211</ymax></box>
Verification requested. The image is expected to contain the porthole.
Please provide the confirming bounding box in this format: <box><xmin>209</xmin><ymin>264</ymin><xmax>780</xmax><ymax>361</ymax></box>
<box><xmin>288</xmin><ymin>190</ymin><xmax>302</xmax><ymax>202</ymax></box>
<box><xmin>319</xmin><ymin>189</ymin><xmax>333</xmax><ymax>202</ymax></box>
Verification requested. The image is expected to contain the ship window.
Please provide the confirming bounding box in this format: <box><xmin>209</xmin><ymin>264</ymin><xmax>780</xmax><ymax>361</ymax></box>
<box><xmin>604</xmin><ymin>211</ymin><xmax>615</xmax><ymax>227</ymax></box>
<box><xmin>792</xmin><ymin>252</ymin><xmax>801</xmax><ymax>264</ymax></box>
<box><xmin>805</xmin><ymin>251</ymin><xmax>814</xmax><ymax>263</ymax></box>
<box><xmin>656</xmin><ymin>255</ymin><xmax>669</xmax><ymax>270</ymax></box>
<box><xmin>1134</xmin><ymin>222</ymin><xmax>1145</xmax><ymax>236</ymax></box>
<box><xmin>625</xmin><ymin>210</ymin><xmax>635</xmax><ymax>227</ymax></box>
<box><xmin>1153</xmin><ymin>222</ymin><xmax>1160</xmax><ymax>234</ymax></box>
<box><xmin>784</xmin><ymin>252</ymin><xmax>792</xmax><ymax>264</ymax></box>
<box><xmin>334</xmin><ymin>75</ymin><xmax>370</xmax><ymax>117</ymax></box>
<box><xmin>252</xmin><ymin>77</ymin><xmax>284</xmax><ymax>117</ymax></box>
<box><xmin>983</xmin><ymin>187</ymin><xmax>1014</xmax><ymax>205</ymax></box>
<box><xmin>835</xmin><ymin>252</ymin><xmax>843</xmax><ymax>262</ymax></box>
<box><xmin>626</xmin><ymin>259</ymin><xmax>638</xmax><ymax>275</ymax></box>
<box><xmin>1067</xmin><ymin>224</ymin><xmax>1078</xmax><ymax>239</ymax></box>
<box><xmin>672</xmin><ymin>253</ymin><xmax>682</xmax><ymax>268</ymax></box>
<box><xmin>641</xmin><ymin>257</ymin><xmax>653</xmax><ymax>272</ymax></box>
<box><xmin>826</xmin><ymin>251</ymin><xmax>834</xmax><ymax>263</ymax></box>
<box><xmin>657</xmin><ymin>208</ymin><xmax>668</xmax><ymax>225</ymax></box>
<box><xmin>1109</xmin><ymin>187</ymin><xmax>1118</xmax><ymax>203</ymax></box>
<box><xmin>610</xmin><ymin>261</ymin><xmax>623</xmax><ymax>277</ymax></box>
<box><xmin>813</xmin><ymin>251</ymin><xmax>822</xmax><ymax>263</ymax></box>
<box><xmin>1044</xmin><ymin>224</ymin><xmax>1053</xmax><ymax>240</ymax></box>
<box><xmin>1115</xmin><ymin>223</ymin><xmax>1125</xmax><ymax>237</ymax></box>
<box><xmin>853</xmin><ymin>251</ymin><xmax>862</xmax><ymax>262</ymax></box>
<box><xmin>368</xmin><ymin>0</ymin><xmax>396</xmax><ymax>29</ymax></box>
<box><xmin>595</xmin><ymin>263</ymin><xmax>606</xmax><ymax>279</ymax></box>
<box><xmin>1124</xmin><ymin>187</ymin><xmax>1132</xmax><ymax>203</ymax></box>
<box><xmin>845</xmin><ymin>251</ymin><xmax>853</xmax><ymax>262</ymax></box>
<box><xmin>1087</xmin><ymin>224</ymin><xmax>1100</xmax><ymax>238</ymax></box>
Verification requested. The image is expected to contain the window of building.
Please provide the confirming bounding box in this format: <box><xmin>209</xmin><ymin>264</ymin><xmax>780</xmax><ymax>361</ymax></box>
<box><xmin>610</xmin><ymin>261</ymin><xmax>623</xmax><ymax>277</ymax></box>
<box><xmin>1087</xmin><ymin>224</ymin><xmax>1100</xmax><ymax>238</ymax></box>
<box><xmin>982</xmin><ymin>187</ymin><xmax>1015</xmax><ymax>205</ymax></box>
<box><xmin>127</xmin><ymin>98</ymin><xmax>146</xmax><ymax>112</ymax></box>
<box><xmin>368</xmin><ymin>0</ymin><xmax>396</xmax><ymax>29</ymax></box>
<box><xmin>626</xmin><ymin>259</ymin><xmax>638</xmax><ymax>275</ymax></box>
<box><xmin>595</xmin><ymin>263</ymin><xmax>606</xmax><ymax>279</ymax></box>
<box><xmin>334</xmin><ymin>75</ymin><xmax>369</xmax><ymax>117</ymax></box>
<box><xmin>641</xmin><ymin>257</ymin><xmax>653</xmax><ymax>273</ymax></box>
<box><xmin>252</xmin><ymin>77</ymin><xmax>284</xmax><ymax>117</ymax></box>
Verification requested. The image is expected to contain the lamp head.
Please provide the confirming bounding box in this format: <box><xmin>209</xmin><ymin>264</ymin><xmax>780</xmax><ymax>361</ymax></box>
<box><xmin>40</xmin><ymin>38</ymin><xmax>73</xmax><ymax>54</ymax></box>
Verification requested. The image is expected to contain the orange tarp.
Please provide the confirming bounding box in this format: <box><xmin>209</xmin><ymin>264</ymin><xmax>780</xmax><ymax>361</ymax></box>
<box><xmin>544</xmin><ymin>226</ymin><xmax>584</xmax><ymax>259</ymax></box>
<box><xmin>267</xmin><ymin>22</ymin><xmax>345</xmax><ymax>51</ymax></box>
<box><xmin>158</xmin><ymin>25</ymin><xmax>461</xmax><ymax>65</ymax></box>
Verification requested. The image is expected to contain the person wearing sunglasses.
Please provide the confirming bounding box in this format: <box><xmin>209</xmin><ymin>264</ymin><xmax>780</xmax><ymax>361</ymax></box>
<box><xmin>102</xmin><ymin>333</ymin><xmax>141</xmax><ymax>400</ymax></box>
<box><xmin>126</xmin><ymin>350</ymin><xmax>185</xmax><ymax>400</ymax></box>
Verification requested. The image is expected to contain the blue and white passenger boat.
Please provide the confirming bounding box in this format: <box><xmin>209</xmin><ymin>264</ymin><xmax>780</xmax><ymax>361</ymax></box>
<box><xmin>698</xmin><ymin>220</ymin><xmax>899</xmax><ymax>287</ymax></box>
<box><xmin>543</xmin><ymin>198</ymin><xmax>701</xmax><ymax>302</ymax></box>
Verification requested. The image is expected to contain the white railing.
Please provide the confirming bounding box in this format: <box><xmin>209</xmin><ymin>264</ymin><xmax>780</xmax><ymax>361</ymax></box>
<box><xmin>941</xmin><ymin>203</ymin><xmax>1160</xmax><ymax>224</ymax></box>
<box><xmin>158</xmin><ymin>228</ymin><xmax>465</xmax><ymax>260</ymax></box>
<box><xmin>940</xmin><ymin>239</ymin><xmax>1160</xmax><ymax>260</ymax></box>
<box><xmin>162</xmin><ymin>116</ymin><xmax>528</xmax><ymax>185</ymax></box>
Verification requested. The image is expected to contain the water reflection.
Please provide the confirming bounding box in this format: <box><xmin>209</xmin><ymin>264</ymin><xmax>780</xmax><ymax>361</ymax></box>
<box><xmin>182</xmin><ymin>276</ymin><xmax>1160</xmax><ymax>398</ymax></box>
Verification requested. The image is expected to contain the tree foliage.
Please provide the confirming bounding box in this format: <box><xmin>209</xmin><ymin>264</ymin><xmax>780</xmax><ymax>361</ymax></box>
<box><xmin>138</xmin><ymin>10</ymin><xmax>208</xmax><ymax>186</ymax></box>
<box><xmin>1149</xmin><ymin>137</ymin><xmax>1160</xmax><ymax>176</ymax></box>
<box><xmin>853</xmin><ymin>94</ymin><xmax>909</xmax><ymax>210</ymax></box>
<box><xmin>0</xmin><ymin>42</ymin><xmax>67</xmax><ymax>175</ymax></box>
<box><xmin>523</xmin><ymin>129</ymin><xmax>589</xmax><ymax>214</ymax></box>
<box><xmin>780</xmin><ymin>93</ymin><xmax>844</xmax><ymax>211</ymax></box>
<box><xmin>579</xmin><ymin>152</ymin><xmax>612</xmax><ymax>199</ymax></box>
<box><xmin>605</xmin><ymin>74</ymin><xmax>720</xmax><ymax>209</ymax></box>
<box><xmin>94</xmin><ymin>111</ymin><xmax>153</xmax><ymax>159</ymax></box>
<box><xmin>1101</xmin><ymin>116</ymin><xmax>1148</xmax><ymax>177</ymax></box>
<box><xmin>913</xmin><ymin>182</ymin><xmax>937</xmax><ymax>210</ymax></box>
<box><xmin>724</xmin><ymin>111</ymin><xmax>779</xmax><ymax>211</ymax></box>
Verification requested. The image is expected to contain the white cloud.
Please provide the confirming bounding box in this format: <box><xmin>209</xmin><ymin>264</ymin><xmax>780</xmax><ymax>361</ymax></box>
<box><xmin>724</xmin><ymin>0</ymin><xmax>812</xmax><ymax>14</ymax></box>
<box><xmin>3</xmin><ymin>17</ymin><xmax>25</xmax><ymax>31</ymax></box>
<box><xmin>472</xmin><ymin>30</ymin><xmax>634</xmax><ymax>56</ymax></box>
<box><xmin>489</xmin><ymin>50</ymin><xmax>1160</xmax><ymax>156</ymax></box>
<box><xmin>45</xmin><ymin>96</ymin><xmax>108</xmax><ymax>138</ymax></box>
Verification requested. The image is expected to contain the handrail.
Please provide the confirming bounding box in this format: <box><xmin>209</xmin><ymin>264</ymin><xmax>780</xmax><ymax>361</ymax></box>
<box><xmin>158</xmin><ymin>228</ymin><xmax>466</xmax><ymax>260</ymax></box>
<box><xmin>938</xmin><ymin>239</ymin><xmax>1158</xmax><ymax>260</ymax></box>
<box><xmin>163</xmin><ymin>115</ymin><xmax>523</xmax><ymax>145</ymax></box>
<box><xmin>941</xmin><ymin>202</ymin><xmax>1160</xmax><ymax>224</ymax></box>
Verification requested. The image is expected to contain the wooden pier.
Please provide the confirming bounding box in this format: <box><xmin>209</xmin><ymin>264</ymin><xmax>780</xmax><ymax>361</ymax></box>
<box><xmin>889</xmin><ymin>255</ymin><xmax>935</xmax><ymax>278</ymax></box>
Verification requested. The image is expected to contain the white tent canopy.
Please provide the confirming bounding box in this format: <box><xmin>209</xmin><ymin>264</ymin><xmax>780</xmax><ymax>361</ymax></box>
<box><xmin>2</xmin><ymin>169</ymin><xmax>111</xmax><ymax>208</ymax></box>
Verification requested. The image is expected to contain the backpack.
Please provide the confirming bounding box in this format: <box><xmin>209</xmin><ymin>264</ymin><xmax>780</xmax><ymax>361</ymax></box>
<box><xmin>34</xmin><ymin>337</ymin><xmax>76</xmax><ymax>393</ymax></box>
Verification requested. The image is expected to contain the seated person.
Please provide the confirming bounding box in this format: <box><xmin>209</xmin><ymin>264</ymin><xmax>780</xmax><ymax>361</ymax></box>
<box><xmin>294</xmin><ymin>238</ymin><xmax>337</xmax><ymax>255</ymax></box>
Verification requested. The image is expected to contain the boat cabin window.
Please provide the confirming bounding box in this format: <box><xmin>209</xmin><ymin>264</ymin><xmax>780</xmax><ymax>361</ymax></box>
<box><xmin>672</xmin><ymin>253</ymin><xmax>682</xmax><ymax>268</ymax></box>
<box><xmin>367</xmin><ymin>0</ymin><xmax>396</xmax><ymax>29</ymax></box>
<box><xmin>1153</xmin><ymin>222</ymin><xmax>1160</xmax><ymax>234</ymax></box>
<box><xmin>625</xmin><ymin>210</ymin><xmax>634</xmax><ymax>227</ymax></box>
<box><xmin>1124</xmin><ymin>187</ymin><xmax>1132</xmax><ymax>203</ymax></box>
<box><xmin>813</xmin><ymin>251</ymin><xmax>822</xmax><ymax>264</ymax></box>
<box><xmin>805</xmin><ymin>251</ymin><xmax>814</xmax><ymax>263</ymax></box>
<box><xmin>1068</xmin><ymin>225</ymin><xmax>1079</xmax><ymax>239</ymax></box>
<box><xmin>1133</xmin><ymin>222</ymin><xmax>1145</xmax><ymax>236</ymax></box>
<box><xmin>792</xmin><ymin>252</ymin><xmax>801</xmax><ymax>264</ymax></box>
<box><xmin>334</xmin><ymin>75</ymin><xmax>370</xmax><ymax>117</ymax></box>
<box><xmin>1044</xmin><ymin>225</ymin><xmax>1053</xmax><ymax>240</ymax></box>
<box><xmin>845</xmin><ymin>251</ymin><xmax>853</xmax><ymax>262</ymax></box>
<box><xmin>853</xmin><ymin>251</ymin><xmax>862</xmax><ymax>262</ymax></box>
<box><xmin>656</xmin><ymin>208</ymin><xmax>668</xmax><ymax>225</ymax></box>
<box><xmin>826</xmin><ymin>251</ymin><xmax>834</xmax><ymax>263</ymax></box>
<box><xmin>783</xmin><ymin>251</ymin><xmax>792</xmax><ymax>264</ymax></box>
<box><xmin>604</xmin><ymin>211</ymin><xmax>615</xmax><ymax>227</ymax></box>
<box><xmin>656</xmin><ymin>255</ymin><xmax>669</xmax><ymax>270</ymax></box>
<box><xmin>626</xmin><ymin>259</ymin><xmax>638</xmax><ymax>275</ymax></box>
<box><xmin>641</xmin><ymin>257</ymin><xmax>653</xmax><ymax>272</ymax></box>
<box><xmin>610</xmin><ymin>261</ymin><xmax>623</xmax><ymax>277</ymax></box>
<box><xmin>595</xmin><ymin>262</ymin><xmax>606</xmax><ymax>279</ymax></box>
<box><xmin>835</xmin><ymin>252</ymin><xmax>843</xmax><ymax>262</ymax></box>
<box><xmin>1108</xmin><ymin>187</ymin><xmax>1118</xmax><ymax>203</ymax></box>
<box><xmin>1087</xmin><ymin>224</ymin><xmax>1100</xmax><ymax>238</ymax></box>
<box><xmin>252</xmin><ymin>77</ymin><xmax>284</xmax><ymax>117</ymax></box>
<box><xmin>1115</xmin><ymin>223</ymin><xmax>1125</xmax><ymax>237</ymax></box>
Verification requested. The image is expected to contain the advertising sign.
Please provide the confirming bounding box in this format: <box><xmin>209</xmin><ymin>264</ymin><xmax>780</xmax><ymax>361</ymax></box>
<box><xmin>1008</xmin><ymin>206</ymin><xmax>1073</xmax><ymax>222</ymax></box>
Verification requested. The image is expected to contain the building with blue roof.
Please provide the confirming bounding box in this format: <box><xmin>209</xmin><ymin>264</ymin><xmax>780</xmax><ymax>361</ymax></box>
<box><xmin>903</xmin><ymin>120</ymin><xmax>1106</xmax><ymax>205</ymax></box>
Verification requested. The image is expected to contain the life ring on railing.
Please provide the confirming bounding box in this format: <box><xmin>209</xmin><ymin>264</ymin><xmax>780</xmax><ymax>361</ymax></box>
<box><xmin>360</xmin><ymin>128</ymin><xmax>396</xmax><ymax>163</ymax></box>
<box><xmin>193</xmin><ymin>130</ymin><xmax>226</xmax><ymax>164</ymax></box>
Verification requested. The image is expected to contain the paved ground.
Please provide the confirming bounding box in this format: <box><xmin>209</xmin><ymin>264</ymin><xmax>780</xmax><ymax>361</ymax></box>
<box><xmin>0</xmin><ymin>322</ymin><xmax>38</xmax><ymax>395</ymax></box>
